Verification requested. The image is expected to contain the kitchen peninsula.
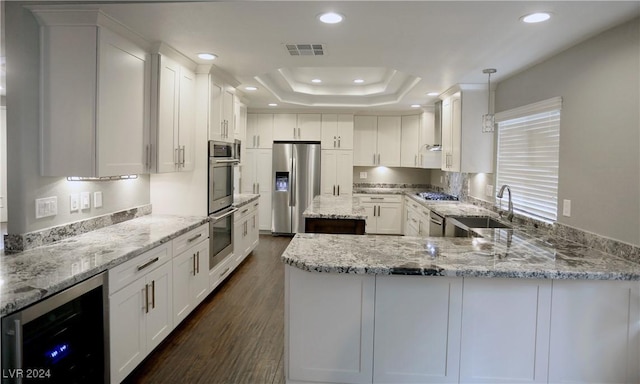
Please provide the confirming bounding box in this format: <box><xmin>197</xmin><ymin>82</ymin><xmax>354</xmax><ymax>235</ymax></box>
<box><xmin>283</xmin><ymin>226</ymin><xmax>640</xmax><ymax>384</ymax></box>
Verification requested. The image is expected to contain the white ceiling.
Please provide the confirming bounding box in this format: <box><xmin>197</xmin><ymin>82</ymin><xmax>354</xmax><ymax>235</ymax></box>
<box><xmin>23</xmin><ymin>1</ymin><xmax>640</xmax><ymax>110</ymax></box>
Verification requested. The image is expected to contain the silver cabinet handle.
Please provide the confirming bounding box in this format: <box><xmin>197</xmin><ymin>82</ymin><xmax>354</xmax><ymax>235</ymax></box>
<box><xmin>188</xmin><ymin>233</ymin><xmax>202</xmax><ymax>243</ymax></box>
<box><xmin>151</xmin><ymin>279</ymin><xmax>155</xmax><ymax>309</ymax></box>
<box><xmin>145</xmin><ymin>145</ymin><xmax>150</xmax><ymax>170</ymax></box>
<box><xmin>298</xmin><ymin>127</ymin><xmax>301</xmax><ymax>139</ymax></box>
<box><xmin>257</xmin><ymin>182</ymin><xmax>260</xmax><ymax>192</ymax></box>
<box><xmin>378</xmin><ymin>153</ymin><xmax>381</xmax><ymax>164</ymax></box>
<box><xmin>196</xmin><ymin>251</ymin><xmax>200</xmax><ymax>274</ymax></box>
<box><xmin>334</xmin><ymin>136</ymin><xmax>337</xmax><ymax>148</ymax></box>
<box><xmin>373</xmin><ymin>153</ymin><xmax>376</xmax><ymax>165</ymax></box>
<box><xmin>415</xmin><ymin>154</ymin><xmax>417</xmax><ymax>166</ymax></box>
<box><xmin>175</xmin><ymin>148</ymin><xmax>180</xmax><ymax>166</ymax></box>
<box><xmin>221</xmin><ymin>121</ymin><xmax>225</xmax><ymax>137</ymax></box>
<box><xmin>145</xmin><ymin>283</ymin><xmax>149</xmax><ymax>313</ymax></box>
<box><xmin>241</xmin><ymin>208</ymin><xmax>249</xmax><ymax>214</ymax></box>
<box><xmin>257</xmin><ymin>135</ymin><xmax>260</xmax><ymax>147</ymax></box>
<box><xmin>181</xmin><ymin>145</ymin><xmax>186</xmax><ymax>166</ymax></box>
<box><xmin>338</xmin><ymin>136</ymin><xmax>341</xmax><ymax>148</ymax></box>
<box><xmin>337</xmin><ymin>185</ymin><xmax>340</xmax><ymax>196</ymax></box>
<box><xmin>370</xmin><ymin>197</ymin><xmax>384</xmax><ymax>200</ymax></box>
<box><xmin>333</xmin><ymin>185</ymin><xmax>336</xmax><ymax>196</ymax></box>
<box><xmin>253</xmin><ymin>135</ymin><xmax>256</xmax><ymax>148</ymax></box>
<box><xmin>219</xmin><ymin>267</ymin><xmax>230</xmax><ymax>278</ymax></box>
<box><xmin>137</xmin><ymin>257</ymin><xmax>159</xmax><ymax>271</ymax></box>
<box><xmin>293</xmin><ymin>127</ymin><xmax>296</xmax><ymax>139</ymax></box>
<box><xmin>420</xmin><ymin>154</ymin><xmax>423</xmax><ymax>166</ymax></box>
<box><xmin>193</xmin><ymin>254</ymin><xmax>197</xmax><ymax>276</ymax></box>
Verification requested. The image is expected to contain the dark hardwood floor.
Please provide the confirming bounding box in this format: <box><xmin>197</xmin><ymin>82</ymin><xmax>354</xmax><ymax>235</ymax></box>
<box><xmin>123</xmin><ymin>234</ymin><xmax>291</xmax><ymax>384</ymax></box>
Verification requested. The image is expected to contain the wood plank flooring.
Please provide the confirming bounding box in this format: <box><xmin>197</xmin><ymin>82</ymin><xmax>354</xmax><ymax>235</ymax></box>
<box><xmin>123</xmin><ymin>235</ymin><xmax>291</xmax><ymax>384</ymax></box>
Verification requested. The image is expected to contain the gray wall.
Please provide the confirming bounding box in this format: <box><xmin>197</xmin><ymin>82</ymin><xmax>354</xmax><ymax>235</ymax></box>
<box><xmin>493</xmin><ymin>17</ymin><xmax>639</xmax><ymax>246</ymax></box>
<box><xmin>5</xmin><ymin>3</ymin><xmax>150</xmax><ymax>234</ymax></box>
<box><xmin>354</xmin><ymin>166</ymin><xmax>431</xmax><ymax>185</ymax></box>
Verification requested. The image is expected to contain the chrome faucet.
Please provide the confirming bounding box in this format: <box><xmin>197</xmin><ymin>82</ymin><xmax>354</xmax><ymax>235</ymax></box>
<box><xmin>497</xmin><ymin>184</ymin><xmax>514</xmax><ymax>222</ymax></box>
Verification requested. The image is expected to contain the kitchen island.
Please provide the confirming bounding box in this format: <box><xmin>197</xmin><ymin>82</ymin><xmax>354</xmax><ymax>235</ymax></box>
<box><xmin>303</xmin><ymin>195</ymin><xmax>367</xmax><ymax>235</ymax></box>
<box><xmin>282</xmin><ymin>232</ymin><xmax>640</xmax><ymax>384</ymax></box>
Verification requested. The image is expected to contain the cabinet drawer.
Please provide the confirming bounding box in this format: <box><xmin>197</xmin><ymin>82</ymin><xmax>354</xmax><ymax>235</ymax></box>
<box><xmin>109</xmin><ymin>242</ymin><xmax>172</xmax><ymax>295</ymax></box>
<box><xmin>172</xmin><ymin>223</ymin><xmax>209</xmax><ymax>256</ymax></box>
<box><xmin>357</xmin><ymin>194</ymin><xmax>402</xmax><ymax>204</ymax></box>
<box><xmin>234</xmin><ymin>203</ymin><xmax>257</xmax><ymax>223</ymax></box>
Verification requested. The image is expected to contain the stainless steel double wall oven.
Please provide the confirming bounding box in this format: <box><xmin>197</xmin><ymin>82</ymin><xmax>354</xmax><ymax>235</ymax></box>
<box><xmin>208</xmin><ymin>141</ymin><xmax>238</xmax><ymax>271</ymax></box>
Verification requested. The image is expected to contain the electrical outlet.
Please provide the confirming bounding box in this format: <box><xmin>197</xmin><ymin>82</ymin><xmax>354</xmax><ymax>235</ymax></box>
<box><xmin>359</xmin><ymin>172</ymin><xmax>367</xmax><ymax>179</ymax></box>
<box><xmin>36</xmin><ymin>196</ymin><xmax>58</xmax><ymax>219</ymax></box>
<box><xmin>81</xmin><ymin>192</ymin><xmax>91</xmax><ymax>210</ymax></box>
<box><xmin>70</xmin><ymin>194</ymin><xmax>80</xmax><ymax>212</ymax></box>
<box><xmin>94</xmin><ymin>191</ymin><xmax>103</xmax><ymax>208</ymax></box>
<box><xmin>486</xmin><ymin>184</ymin><xmax>494</xmax><ymax>197</ymax></box>
<box><xmin>563</xmin><ymin>199</ymin><xmax>571</xmax><ymax>217</ymax></box>
<box><xmin>440</xmin><ymin>176</ymin><xmax>444</xmax><ymax>184</ymax></box>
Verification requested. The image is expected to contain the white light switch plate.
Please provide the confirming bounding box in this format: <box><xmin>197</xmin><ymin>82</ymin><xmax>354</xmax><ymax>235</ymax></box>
<box><xmin>94</xmin><ymin>191</ymin><xmax>103</xmax><ymax>208</ymax></box>
<box><xmin>359</xmin><ymin>172</ymin><xmax>367</xmax><ymax>179</ymax></box>
<box><xmin>563</xmin><ymin>199</ymin><xmax>571</xmax><ymax>217</ymax></box>
<box><xmin>81</xmin><ymin>192</ymin><xmax>91</xmax><ymax>210</ymax></box>
<box><xmin>486</xmin><ymin>185</ymin><xmax>494</xmax><ymax>197</ymax></box>
<box><xmin>36</xmin><ymin>196</ymin><xmax>58</xmax><ymax>219</ymax></box>
<box><xmin>70</xmin><ymin>194</ymin><xmax>79</xmax><ymax>212</ymax></box>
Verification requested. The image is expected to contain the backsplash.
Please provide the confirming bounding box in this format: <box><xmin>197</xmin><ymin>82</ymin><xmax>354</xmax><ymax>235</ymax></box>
<box><xmin>4</xmin><ymin>204</ymin><xmax>152</xmax><ymax>253</ymax></box>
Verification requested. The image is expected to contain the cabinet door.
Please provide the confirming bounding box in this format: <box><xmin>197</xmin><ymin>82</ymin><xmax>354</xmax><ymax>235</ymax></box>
<box><xmin>256</xmin><ymin>149</ymin><xmax>272</xmax><ymax>230</ymax></box>
<box><xmin>273</xmin><ymin>113</ymin><xmax>297</xmax><ymax>141</ymax></box>
<box><xmin>109</xmin><ymin>279</ymin><xmax>146</xmax><ymax>384</ymax></box>
<box><xmin>298</xmin><ymin>114</ymin><xmax>322</xmax><ymax>141</ymax></box>
<box><xmin>362</xmin><ymin>204</ymin><xmax>376</xmax><ymax>233</ymax></box>
<box><xmin>233</xmin><ymin>218</ymin><xmax>246</xmax><ymax>267</ymax></box>
<box><xmin>258</xmin><ymin>193</ymin><xmax>272</xmax><ymax>231</ymax></box>
<box><xmin>246</xmin><ymin>114</ymin><xmax>258</xmax><ymax>149</ymax></box>
<box><xmin>375</xmin><ymin>276</ymin><xmax>463</xmax><ymax>383</ymax></box>
<box><xmin>192</xmin><ymin>240</ymin><xmax>210</xmax><ymax>306</ymax></box>
<box><xmin>459</xmin><ymin>278</ymin><xmax>552</xmax><ymax>384</ymax></box>
<box><xmin>321</xmin><ymin>114</ymin><xmax>338</xmax><ymax>149</ymax></box>
<box><xmin>178</xmin><ymin>66</ymin><xmax>196</xmax><ymax>171</ymax></box>
<box><xmin>353</xmin><ymin>116</ymin><xmax>378</xmax><ymax>166</ymax></box>
<box><xmin>376</xmin><ymin>203</ymin><xmax>403</xmax><ymax>234</ymax></box>
<box><xmin>242</xmin><ymin>150</ymin><xmax>257</xmax><ymax>193</ymax></box>
<box><xmin>450</xmin><ymin>95</ymin><xmax>462</xmax><ymax>172</ymax></box>
<box><xmin>335</xmin><ymin>114</ymin><xmax>354</xmax><ymax>150</ymax></box>
<box><xmin>401</xmin><ymin>115</ymin><xmax>420</xmax><ymax>167</ymax></box>
<box><xmin>156</xmin><ymin>55</ymin><xmax>179</xmax><ymax>173</ymax></box>
<box><xmin>97</xmin><ymin>28</ymin><xmax>148</xmax><ymax>176</ymax></box>
<box><xmin>172</xmin><ymin>249</ymin><xmax>195</xmax><ymax>326</ymax></box>
<box><xmin>376</xmin><ymin>116</ymin><xmax>401</xmax><ymax>167</ymax></box>
<box><xmin>256</xmin><ymin>114</ymin><xmax>274</xmax><ymax>148</ymax></box>
<box><xmin>209</xmin><ymin>79</ymin><xmax>224</xmax><ymax>141</ymax></box>
<box><xmin>320</xmin><ymin>150</ymin><xmax>338</xmax><ymax>196</ymax></box>
<box><xmin>249</xmin><ymin>204</ymin><xmax>260</xmax><ymax>251</ymax></box>
<box><xmin>145</xmin><ymin>261</ymin><xmax>174</xmax><ymax>353</ymax></box>
<box><xmin>287</xmin><ymin>266</ymin><xmax>375</xmax><ymax>384</ymax></box>
<box><xmin>222</xmin><ymin>88</ymin><xmax>234</xmax><ymax>141</ymax></box>
<box><xmin>548</xmin><ymin>280</ymin><xmax>640</xmax><ymax>384</ymax></box>
<box><xmin>335</xmin><ymin>151</ymin><xmax>353</xmax><ymax>196</ymax></box>
<box><xmin>441</xmin><ymin>98</ymin><xmax>452</xmax><ymax>170</ymax></box>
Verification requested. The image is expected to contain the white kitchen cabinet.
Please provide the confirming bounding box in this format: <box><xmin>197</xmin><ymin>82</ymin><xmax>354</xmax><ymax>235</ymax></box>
<box><xmin>242</xmin><ymin>149</ymin><xmax>272</xmax><ymax>230</ymax></box>
<box><xmin>33</xmin><ymin>10</ymin><xmax>150</xmax><ymax>177</ymax></box>
<box><xmin>234</xmin><ymin>99</ymin><xmax>247</xmax><ymax>142</ymax></box>
<box><xmin>404</xmin><ymin>196</ymin><xmax>429</xmax><ymax>236</ymax></box>
<box><xmin>374</xmin><ymin>276</ymin><xmax>463</xmax><ymax>383</ymax></box>
<box><xmin>547</xmin><ymin>280</ymin><xmax>640</xmax><ymax>384</ymax></box>
<box><xmin>233</xmin><ymin>200</ymin><xmax>259</xmax><ymax>267</ymax></box>
<box><xmin>151</xmin><ymin>48</ymin><xmax>196</xmax><ymax>173</ymax></box>
<box><xmin>400</xmin><ymin>113</ymin><xmax>440</xmax><ymax>169</ymax></box>
<box><xmin>321</xmin><ymin>114</ymin><xmax>354</xmax><ymax>149</ymax></box>
<box><xmin>459</xmin><ymin>278</ymin><xmax>552</xmax><ymax>384</ymax></box>
<box><xmin>172</xmin><ymin>227</ymin><xmax>210</xmax><ymax>326</ymax></box>
<box><xmin>209</xmin><ymin>73</ymin><xmax>235</xmax><ymax>143</ymax></box>
<box><xmin>246</xmin><ymin>113</ymin><xmax>274</xmax><ymax>149</ymax></box>
<box><xmin>286</xmin><ymin>265</ymin><xmax>375</xmax><ymax>384</ymax></box>
<box><xmin>353</xmin><ymin>116</ymin><xmax>401</xmax><ymax>166</ymax></box>
<box><xmin>109</xmin><ymin>243</ymin><xmax>174</xmax><ymax>384</ymax></box>
<box><xmin>356</xmin><ymin>194</ymin><xmax>403</xmax><ymax>234</ymax></box>
<box><xmin>321</xmin><ymin>150</ymin><xmax>353</xmax><ymax>197</ymax></box>
<box><xmin>440</xmin><ymin>85</ymin><xmax>493</xmax><ymax>173</ymax></box>
<box><xmin>273</xmin><ymin>113</ymin><xmax>322</xmax><ymax>141</ymax></box>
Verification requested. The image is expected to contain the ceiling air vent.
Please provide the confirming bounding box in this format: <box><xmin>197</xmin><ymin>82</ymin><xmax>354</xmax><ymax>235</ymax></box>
<box><xmin>285</xmin><ymin>44</ymin><xmax>326</xmax><ymax>56</ymax></box>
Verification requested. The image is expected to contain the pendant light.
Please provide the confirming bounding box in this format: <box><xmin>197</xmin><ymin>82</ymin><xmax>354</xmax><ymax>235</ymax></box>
<box><xmin>482</xmin><ymin>68</ymin><xmax>497</xmax><ymax>133</ymax></box>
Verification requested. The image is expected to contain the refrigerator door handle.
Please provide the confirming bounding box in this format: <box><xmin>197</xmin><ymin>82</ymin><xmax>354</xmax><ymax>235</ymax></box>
<box><xmin>290</xmin><ymin>158</ymin><xmax>296</xmax><ymax>207</ymax></box>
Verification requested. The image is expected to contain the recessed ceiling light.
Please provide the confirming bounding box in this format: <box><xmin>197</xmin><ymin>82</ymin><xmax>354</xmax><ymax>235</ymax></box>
<box><xmin>411</xmin><ymin>104</ymin><xmax>421</xmax><ymax>108</ymax></box>
<box><xmin>197</xmin><ymin>53</ymin><xmax>217</xmax><ymax>60</ymax></box>
<box><xmin>318</xmin><ymin>12</ymin><xmax>344</xmax><ymax>24</ymax></box>
<box><xmin>268</xmin><ymin>103</ymin><xmax>278</xmax><ymax>107</ymax></box>
<box><xmin>520</xmin><ymin>12</ymin><xmax>551</xmax><ymax>23</ymax></box>
<box><xmin>353</xmin><ymin>79</ymin><xmax>365</xmax><ymax>84</ymax></box>
<box><xmin>311</xmin><ymin>79</ymin><xmax>322</xmax><ymax>83</ymax></box>
<box><xmin>245</xmin><ymin>86</ymin><xmax>258</xmax><ymax>91</ymax></box>
<box><xmin>427</xmin><ymin>92</ymin><xmax>439</xmax><ymax>97</ymax></box>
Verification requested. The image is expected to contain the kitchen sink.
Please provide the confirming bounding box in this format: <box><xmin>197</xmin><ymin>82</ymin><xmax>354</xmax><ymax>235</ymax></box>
<box><xmin>444</xmin><ymin>216</ymin><xmax>511</xmax><ymax>237</ymax></box>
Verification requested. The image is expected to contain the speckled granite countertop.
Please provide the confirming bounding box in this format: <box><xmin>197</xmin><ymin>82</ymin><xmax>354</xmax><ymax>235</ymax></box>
<box><xmin>234</xmin><ymin>193</ymin><xmax>260</xmax><ymax>208</ymax></box>
<box><xmin>0</xmin><ymin>215</ymin><xmax>209</xmax><ymax>316</ymax></box>
<box><xmin>303</xmin><ymin>195</ymin><xmax>367</xmax><ymax>220</ymax></box>
<box><xmin>282</xmin><ymin>232</ymin><xmax>640</xmax><ymax>281</ymax></box>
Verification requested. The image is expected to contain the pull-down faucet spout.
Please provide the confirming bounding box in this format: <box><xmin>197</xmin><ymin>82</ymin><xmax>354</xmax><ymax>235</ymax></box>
<box><xmin>497</xmin><ymin>184</ymin><xmax>514</xmax><ymax>222</ymax></box>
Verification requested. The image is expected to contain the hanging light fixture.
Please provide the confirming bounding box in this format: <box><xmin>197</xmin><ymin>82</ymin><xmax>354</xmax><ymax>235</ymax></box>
<box><xmin>482</xmin><ymin>68</ymin><xmax>497</xmax><ymax>133</ymax></box>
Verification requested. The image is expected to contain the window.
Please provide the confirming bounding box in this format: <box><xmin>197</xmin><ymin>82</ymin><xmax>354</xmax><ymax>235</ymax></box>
<box><xmin>495</xmin><ymin>97</ymin><xmax>562</xmax><ymax>222</ymax></box>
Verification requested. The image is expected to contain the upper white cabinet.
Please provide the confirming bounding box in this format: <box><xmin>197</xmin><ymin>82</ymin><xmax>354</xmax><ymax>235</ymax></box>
<box><xmin>353</xmin><ymin>116</ymin><xmax>401</xmax><ymax>167</ymax></box>
<box><xmin>234</xmin><ymin>98</ymin><xmax>247</xmax><ymax>142</ymax></box>
<box><xmin>33</xmin><ymin>9</ymin><xmax>150</xmax><ymax>177</ymax></box>
<box><xmin>246</xmin><ymin>113</ymin><xmax>274</xmax><ymax>149</ymax></box>
<box><xmin>151</xmin><ymin>45</ymin><xmax>197</xmax><ymax>173</ymax></box>
<box><xmin>242</xmin><ymin>149</ymin><xmax>272</xmax><ymax>230</ymax></box>
<box><xmin>273</xmin><ymin>113</ymin><xmax>322</xmax><ymax>141</ymax></box>
<box><xmin>321</xmin><ymin>114</ymin><xmax>354</xmax><ymax>149</ymax></box>
<box><xmin>440</xmin><ymin>85</ymin><xmax>493</xmax><ymax>173</ymax></box>
<box><xmin>321</xmin><ymin>150</ymin><xmax>353</xmax><ymax>197</ymax></box>
<box><xmin>209</xmin><ymin>74</ymin><xmax>236</xmax><ymax>143</ymax></box>
<box><xmin>401</xmin><ymin>113</ymin><xmax>441</xmax><ymax>169</ymax></box>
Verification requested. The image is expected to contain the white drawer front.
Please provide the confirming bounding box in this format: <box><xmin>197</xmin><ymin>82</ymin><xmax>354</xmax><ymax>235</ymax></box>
<box><xmin>172</xmin><ymin>223</ymin><xmax>209</xmax><ymax>256</ymax></box>
<box><xmin>109</xmin><ymin>242</ymin><xmax>172</xmax><ymax>295</ymax></box>
<box><xmin>356</xmin><ymin>194</ymin><xmax>402</xmax><ymax>204</ymax></box>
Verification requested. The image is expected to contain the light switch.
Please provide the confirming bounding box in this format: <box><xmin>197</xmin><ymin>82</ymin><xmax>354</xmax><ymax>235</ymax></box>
<box><xmin>563</xmin><ymin>199</ymin><xmax>571</xmax><ymax>217</ymax></box>
<box><xmin>35</xmin><ymin>196</ymin><xmax>58</xmax><ymax>219</ymax></box>
<box><xmin>359</xmin><ymin>172</ymin><xmax>367</xmax><ymax>179</ymax></box>
<box><xmin>486</xmin><ymin>185</ymin><xmax>494</xmax><ymax>197</ymax></box>
<box><xmin>70</xmin><ymin>194</ymin><xmax>79</xmax><ymax>212</ymax></box>
<box><xmin>81</xmin><ymin>192</ymin><xmax>91</xmax><ymax>210</ymax></box>
<box><xmin>94</xmin><ymin>191</ymin><xmax>103</xmax><ymax>208</ymax></box>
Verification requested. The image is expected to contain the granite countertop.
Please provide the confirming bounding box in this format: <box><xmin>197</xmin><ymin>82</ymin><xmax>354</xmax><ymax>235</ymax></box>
<box><xmin>303</xmin><ymin>195</ymin><xmax>367</xmax><ymax>220</ymax></box>
<box><xmin>282</xmin><ymin>232</ymin><xmax>640</xmax><ymax>281</ymax></box>
<box><xmin>0</xmin><ymin>214</ymin><xmax>209</xmax><ymax>316</ymax></box>
<box><xmin>234</xmin><ymin>193</ymin><xmax>260</xmax><ymax>208</ymax></box>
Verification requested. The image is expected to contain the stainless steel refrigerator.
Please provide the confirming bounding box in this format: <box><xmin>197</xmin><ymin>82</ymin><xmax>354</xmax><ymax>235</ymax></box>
<box><xmin>271</xmin><ymin>142</ymin><xmax>321</xmax><ymax>235</ymax></box>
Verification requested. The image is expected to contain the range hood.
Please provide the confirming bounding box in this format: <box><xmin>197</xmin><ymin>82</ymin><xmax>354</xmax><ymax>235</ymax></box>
<box><xmin>429</xmin><ymin>100</ymin><xmax>443</xmax><ymax>151</ymax></box>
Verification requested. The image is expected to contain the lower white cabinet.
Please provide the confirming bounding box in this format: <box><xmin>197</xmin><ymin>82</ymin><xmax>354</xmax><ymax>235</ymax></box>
<box><xmin>172</xmin><ymin>235</ymin><xmax>210</xmax><ymax>326</ymax></box>
<box><xmin>374</xmin><ymin>276</ymin><xmax>463</xmax><ymax>383</ymax></box>
<box><xmin>287</xmin><ymin>265</ymin><xmax>375</xmax><ymax>384</ymax></box>
<box><xmin>356</xmin><ymin>194</ymin><xmax>403</xmax><ymax>235</ymax></box>
<box><xmin>233</xmin><ymin>201</ymin><xmax>259</xmax><ymax>266</ymax></box>
<box><xmin>109</xmin><ymin>244</ymin><xmax>174</xmax><ymax>384</ymax></box>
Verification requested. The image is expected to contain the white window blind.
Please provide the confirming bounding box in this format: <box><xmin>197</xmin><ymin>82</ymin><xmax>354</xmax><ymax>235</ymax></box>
<box><xmin>495</xmin><ymin>97</ymin><xmax>561</xmax><ymax>222</ymax></box>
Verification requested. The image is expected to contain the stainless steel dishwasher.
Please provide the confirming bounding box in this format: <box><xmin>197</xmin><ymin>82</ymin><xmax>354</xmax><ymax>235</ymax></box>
<box><xmin>2</xmin><ymin>272</ymin><xmax>108</xmax><ymax>384</ymax></box>
<box><xmin>429</xmin><ymin>211</ymin><xmax>445</xmax><ymax>237</ymax></box>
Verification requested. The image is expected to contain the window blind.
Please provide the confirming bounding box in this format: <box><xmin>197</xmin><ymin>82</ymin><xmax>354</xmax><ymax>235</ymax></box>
<box><xmin>495</xmin><ymin>99</ymin><xmax>561</xmax><ymax>222</ymax></box>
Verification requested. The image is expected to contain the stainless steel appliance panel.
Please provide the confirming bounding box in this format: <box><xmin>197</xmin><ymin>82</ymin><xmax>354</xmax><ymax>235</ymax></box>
<box><xmin>209</xmin><ymin>206</ymin><xmax>237</xmax><ymax>270</ymax></box>
<box><xmin>208</xmin><ymin>141</ymin><xmax>238</xmax><ymax>215</ymax></box>
<box><xmin>271</xmin><ymin>143</ymin><xmax>294</xmax><ymax>234</ymax></box>
<box><xmin>429</xmin><ymin>211</ymin><xmax>445</xmax><ymax>237</ymax></box>
<box><xmin>292</xmin><ymin>143</ymin><xmax>321</xmax><ymax>233</ymax></box>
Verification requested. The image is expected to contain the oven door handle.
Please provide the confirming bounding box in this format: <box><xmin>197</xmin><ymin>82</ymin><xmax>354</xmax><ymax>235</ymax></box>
<box><xmin>210</xmin><ymin>207</ymin><xmax>238</xmax><ymax>221</ymax></box>
<box><xmin>214</xmin><ymin>159</ymin><xmax>240</xmax><ymax>164</ymax></box>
